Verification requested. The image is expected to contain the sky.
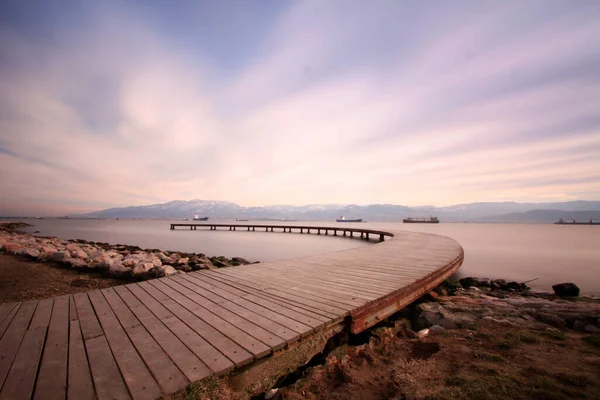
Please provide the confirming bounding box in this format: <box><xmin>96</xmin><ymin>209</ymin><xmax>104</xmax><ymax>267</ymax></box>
<box><xmin>0</xmin><ymin>0</ymin><xmax>599</xmax><ymax>216</ymax></box>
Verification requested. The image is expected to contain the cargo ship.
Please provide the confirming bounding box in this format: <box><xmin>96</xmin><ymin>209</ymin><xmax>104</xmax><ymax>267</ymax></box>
<box><xmin>555</xmin><ymin>218</ymin><xmax>599</xmax><ymax>225</ymax></box>
<box><xmin>403</xmin><ymin>217</ymin><xmax>439</xmax><ymax>224</ymax></box>
<box><xmin>336</xmin><ymin>215</ymin><xmax>363</xmax><ymax>223</ymax></box>
<box><xmin>193</xmin><ymin>215</ymin><xmax>209</xmax><ymax>221</ymax></box>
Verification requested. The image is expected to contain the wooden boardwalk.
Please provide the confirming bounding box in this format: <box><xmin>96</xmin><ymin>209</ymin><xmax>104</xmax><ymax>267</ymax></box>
<box><xmin>0</xmin><ymin>225</ymin><xmax>463</xmax><ymax>400</ymax></box>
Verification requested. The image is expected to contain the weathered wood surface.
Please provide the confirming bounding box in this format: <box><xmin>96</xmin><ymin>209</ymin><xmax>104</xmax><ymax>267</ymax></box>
<box><xmin>0</xmin><ymin>228</ymin><xmax>463</xmax><ymax>400</ymax></box>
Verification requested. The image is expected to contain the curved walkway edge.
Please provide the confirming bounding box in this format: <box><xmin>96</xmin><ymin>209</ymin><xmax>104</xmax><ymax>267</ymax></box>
<box><xmin>0</xmin><ymin>225</ymin><xmax>463</xmax><ymax>400</ymax></box>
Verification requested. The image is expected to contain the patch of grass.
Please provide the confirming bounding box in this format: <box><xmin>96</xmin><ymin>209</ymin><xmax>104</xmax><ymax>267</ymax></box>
<box><xmin>555</xmin><ymin>372</ymin><xmax>592</xmax><ymax>386</ymax></box>
<box><xmin>474</xmin><ymin>350</ymin><xmax>505</xmax><ymax>363</ymax></box>
<box><xmin>541</xmin><ymin>330</ymin><xmax>566</xmax><ymax>341</ymax></box>
<box><xmin>519</xmin><ymin>332</ymin><xmax>541</xmax><ymax>344</ymax></box>
<box><xmin>474</xmin><ymin>331</ymin><xmax>491</xmax><ymax>340</ymax></box>
<box><xmin>445</xmin><ymin>375</ymin><xmax>468</xmax><ymax>387</ymax></box>
<box><xmin>178</xmin><ymin>376</ymin><xmax>222</xmax><ymax>400</ymax></box>
<box><xmin>582</xmin><ymin>334</ymin><xmax>600</xmax><ymax>347</ymax></box>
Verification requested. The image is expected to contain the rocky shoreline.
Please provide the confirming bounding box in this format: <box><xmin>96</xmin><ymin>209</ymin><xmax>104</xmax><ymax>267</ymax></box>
<box><xmin>0</xmin><ymin>222</ymin><xmax>252</xmax><ymax>279</ymax></box>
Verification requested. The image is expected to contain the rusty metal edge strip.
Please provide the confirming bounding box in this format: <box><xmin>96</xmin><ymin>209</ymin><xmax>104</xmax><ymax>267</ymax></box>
<box><xmin>349</xmin><ymin>247</ymin><xmax>465</xmax><ymax>334</ymax></box>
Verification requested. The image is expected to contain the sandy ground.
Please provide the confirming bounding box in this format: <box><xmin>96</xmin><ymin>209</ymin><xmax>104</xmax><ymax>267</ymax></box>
<box><xmin>0</xmin><ymin>253</ymin><xmax>129</xmax><ymax>302</ymax></box>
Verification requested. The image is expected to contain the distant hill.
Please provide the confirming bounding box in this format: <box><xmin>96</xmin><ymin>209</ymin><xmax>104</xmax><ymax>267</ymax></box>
<box><xmin>473</xmin><ymin>209</ymin><xmax>600</xmax><ymax>223</ymax></box>
<box><xmin>77</xmin><ymin>199</ymin><xmax>600</xmax><ymax>223</ymax></box>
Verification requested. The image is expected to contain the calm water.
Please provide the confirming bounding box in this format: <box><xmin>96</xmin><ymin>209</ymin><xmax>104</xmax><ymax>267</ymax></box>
<box><xmin>16</xmin><ymin>219</ymin><xmax>600</xmax><ymax>294</ymax></box>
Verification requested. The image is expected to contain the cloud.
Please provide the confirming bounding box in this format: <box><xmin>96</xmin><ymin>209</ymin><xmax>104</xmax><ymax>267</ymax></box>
<box><xmin>0</xmin><ymin>0</ymin><xmax>599</xmax><ymax>215</ymax></box>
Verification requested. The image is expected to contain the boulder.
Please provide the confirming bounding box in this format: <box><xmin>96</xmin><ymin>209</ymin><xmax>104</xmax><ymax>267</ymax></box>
<box><xmin>417</xmin><ymin>328</ymin><xmax>429</xmax><ymax>338</ymax></box>
<box><xmin>163</xmin><ymin>265</ymin><xmax>177</xmax><ymax>276</ymax></box>
<box><xmin>39</xmin><ymin>245</ymin><xmax>57</xmax><ymax>260</ymax></box>
<box><xmin>3</xmin><ymin>242</ymin><xmax>24</xmax><ymax>254</ymax></box>
<box><xmin>68</xmin><ymin>259</ymin><xmax>88</xmax><ymax>268</ymax></box>
<box><xmin>429</xmin><ymin>325</ymin><xmax>445</xmax><ymax>335</ymax></box>
<box><xmin>152</xmin><ymin>257</ymin><xmax>162</xmax><ymax>267</ymax></box>
<box><xmin>25</xmin><ymin>248</ymin><xmax>40</xmax><ymax>259</ymax></box>
<box><xmin>491</xmin><ymin>279</ymin><xmax>507</xmax><ymax>289</ymax></box>
<box><xmin>74</xmin><ymin>250</ymin><xmax>88</xmax><ymax>259</ymax></box>
<box><xmin>232</xmin><ymin>257</ymin><xmax>251</xmax><ymax>265</ymax></box>
<box><xmin>552</xmin><ymin>283</ymin><xmax>580</xmax><ymax>297</ymax></box>
<box><xmin>177</xmin><ymin>257</ymin><xmax>189</xmax><ymax>265</ymax></box>
<box><xmin>459</xmin><ymin>277</ymin><xmax>479</xmax><ymax>289</ymax></box>
<box><xmin>93</xmin><ymin>254</ymin><xmax>112</xmax><ymax>269</ymax></box>
<box><xmin>53</xmin><ymin>251</ymin><xmax>71</xmax><ymax>262</ymax></box>
<box><xmin>156</xmin><ymin>252</ymin><xmax>169</xmax><ymax>261</ymax></box>
<box><xmin>584</xmin><ymin>324</ymin><xmax>600</xmax><ymax>334</ymax></box>
<box><xmin>109</xmin><ymin>261</ymin><xmax>130</xmax><ymax>275</ymax></box>
<box><xmin>133</xmin><ymin>263</ymin><xmax>154</xmax><ymax>275</ymax></box>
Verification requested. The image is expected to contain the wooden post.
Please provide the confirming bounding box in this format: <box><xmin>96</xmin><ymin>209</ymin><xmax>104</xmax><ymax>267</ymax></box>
<box><xmin>360</xmin><ymin>232</ymin><xmax>364</xmax><ymax>239</ymax></box>
<box><xmin>350</xmin><ymin>231</ymin><xmax>353</xmax><ymax>238</ymax></box>
<box><xmin>308</xmin><ymin>229</ymin><xmax>311</xmax><ymax>234</ymax></box>
<box><xmin>325</xmin><ymin>229</ymin><xmax>328</xmax><ymax>235</ymax></box>
<box><xmin>334</xmin><ymin>230</ymin><xmax>337</xmax><ymax>236</ymax></box>
<box><xmin>317</xmin><ymin>229</ymin><xmax>321</xmax><ymax>235</ymax></box>
<box><xmin>233</xmin><ymin>226</ymin><xmax>236</xmax><ymax>231</ymax></box>
<box><xmin>247</xmin><ymin>226</ymin><xmax>250</xmax><ymax>231</ymax></box>
<box><xmin>190</xmin><ymin>226</ymin><xmax>193</xmax><ymax>230</ymax></box>
<box><xmin>170</xmin><ymin>225</ymin><xmax>174</xmax><ymax>230</ymax></box>
<box><xmin>229</xmin><ymin>226</ymin><xmax>232</xmax><ymax>231</ymax></box>
<box><xmin>252</xmin><ymin>227</ymin><xmax>255</xmax><ymax>231</ymax></box>
<box><xmin>366</xmin><ymin>233</ymin><xmax>370</xmax><ymax>240</ymax></box>
<box><xmin>379</xmin><ymin>234</ymin><xmax>384</xmax><ymax>242</ymax></box>
<box><xmin>301</xmin><ymin>228</ymin><xmax>303</xmax><ymax>233</ymax></box>
<box><xmin>343</xmin><ymin>230</ymin><xmax>346</xmax><ymax>236</ymax></box>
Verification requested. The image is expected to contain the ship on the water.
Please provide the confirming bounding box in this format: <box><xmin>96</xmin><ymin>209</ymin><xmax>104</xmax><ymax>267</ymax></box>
<box><xmin>555</xmin><ymin>218</ymin><xmax>599</xmax><ymax>225</ymax></box>
<box><xmin>403</xmin><ymin>217</ymin><xmax>439</xmax><ymax>224</ymax></box>
<box><xmin>336</xmin><ymin>215</ymin><xmax>363</xmax><ymax>223</ymax></box>
<box><xmin>193</xmin><ymin>214</ymin><xmax>209</xmax><ymax>221</ymax></box>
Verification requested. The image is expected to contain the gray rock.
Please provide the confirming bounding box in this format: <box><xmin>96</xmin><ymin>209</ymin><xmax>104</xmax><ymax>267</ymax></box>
<box><xmin>163</xmin><ymin>265</ymin><xmax>177</xmax><ymax>276</ymax></box>
<box><xmin>535</xmin><ymin>312</ymin><xmax>567</xmax><ymax>329</ymax></box>
<box><xmin>552</xmin><ymin>282</ymin><xmax>580</xmax><ymax>297</ymax></box>
<box><xmin>68</xmin><ymin>259</ymin><xmax>88</xmax><ymax>268</ymax></box>
<box><xmin>53</xmin><ymin>251</ymin><xmax>70</xmax><ymax>262</ymax></box>
<box><xmin>439</xmin><ymin>318</ymin><xmax>458</xmax><ymax>329</ymax></box>
<box><xmin>25</xmin><ymin>248</ymin><xmax>40</xmax><ymax>259</ymax></box>
<box><xmin>417</xmin><ymin>328</ymin><xmax>429</xmax><ymax>338</ymax></box>
<box><xmin>429</xmin><ymin>325</ymin><xmax>445</xmax><ymax>335</ymax></box>
<box><xmin>584</xmin><ymin>324</ymin><xmax>600</xmax><ymax>334</ymax></box>
<box><xmin>133</xmin><ymin>263</ymin><xmax>154</xmax><ymax>275</ymax></box>
<box><xmin>491</xmin><ymin>279</ymin><xmax>507</xmax><ymax>289</ymax></box>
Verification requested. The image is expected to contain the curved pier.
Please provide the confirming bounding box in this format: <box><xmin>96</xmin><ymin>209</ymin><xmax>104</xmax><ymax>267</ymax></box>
<box><xmin>0</xmin><ymin>225</ymin><xmax>463</xmax><ymax>400</ymax></box>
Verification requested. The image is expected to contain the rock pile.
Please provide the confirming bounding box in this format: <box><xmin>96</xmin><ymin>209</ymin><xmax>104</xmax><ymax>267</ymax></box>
<box><xmin>0</xmin><ymin>223</ymin><xmax>252</xmax><ymax>279</ymax></box>
<box><xmin>412</xmin><ymin>283</ymin><xmax>600</xmax><ymax>335</ymax></box>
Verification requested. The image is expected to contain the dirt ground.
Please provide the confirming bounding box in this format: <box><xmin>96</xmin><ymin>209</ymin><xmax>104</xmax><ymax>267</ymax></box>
<box><xmin>176</xmin><ymin>324</ymin><xmax>600</xmax><ymax>400</ymax></box>
<box><xmin>274</xmin><ymin>325</ymin><xmax>600</xmax><ymax>400</ymax></box>
<box><xmin>0</xmin><ymin>253</ymin><xmax>129</xmax><ymax>302</ymax></box>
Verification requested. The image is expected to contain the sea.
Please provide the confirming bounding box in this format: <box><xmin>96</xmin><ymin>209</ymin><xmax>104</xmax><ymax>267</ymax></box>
<box><xmin>13</xmin><ymin>219</ymin><xmax>600</xmax><ymax>295</ymax></box>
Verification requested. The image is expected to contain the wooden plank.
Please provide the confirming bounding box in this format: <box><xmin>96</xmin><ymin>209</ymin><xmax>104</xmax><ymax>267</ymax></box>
<box><xmin>85</xmin><ymin>334</ymin><xmax>131</xmax><ymax>400</ymax></box>
<box><xmin>0</xmin><ymin>301</ymin><xmax>38</xmax><ymax>390</ymax></box>
<box><xmin>69</xmin><ymin>295</ymin><xmax>78</xmax><ymax>321</ymax></box>
<box><xmin>34</xmin><ymin>295</ymin><xmax>70</xmax><ymax>400</ymax></box>
<box><xmin>126</xmin><ymin>324</ymin><xmax>189</xmax><ymax>395</ymax></box>
<box><xmin>183</xmin><ymin>274</ymin><xmax>318</xmax><ymax>334</ymax></box>
<box><xmin>162</xmin><ymin>278</ymin><xmax>288</xmax><ymax>349</ymax></box>
<box><xmin>138</xmin><ymin>282</ymin><xmax>252</xmax><ymax>368</ymax></box>
<box><xmin>224</xmin><ymin>266</ymin><xmax>374</xmax><ymax>306</ymax></box>
<box><xmin>199</xmin><ymin>272</ymin><xmax>339</xmax><ymax>320</ymax></box>
<box><xmin>29</xmin><ymin>298</ymin><xmax>54</xmax><ymax>329</ymax></box>
<box><xmin>171</xmin><ymin>276</ymin><xmax>302</xmax><ymax>343</ymax></box>
<box><xmin>215</xmin><ymin>269</ymin><xmax>352</xmax><ymax>314</ymax></box>
<box><xmin>0</xmin><ymin>303</ymin><xmax>20</xmax><ymax>340</ymax></box>
<box><xmin>109</xmin><ymin>286</ymin><xmax>212</xmax><ymax>383</ymax></box>
<box><xmin>215</xmin><ymin>267</ymin><xmax>367</xmax><ymax>308</ymax></box>
<box><xmin>149</xmin><ymin>279</ymin><xmax>271</xmax><ymax>359</ymax></box>
<box><xmin>67</xmin><ymin>320</ymin><xmax>94</xmax><ymax>400</ymax></box>
<box><xmin>88</xmin><ymin>290</ymin><xmax>162</xmax><ymax>400</ymax></box>
<box><xmin>0</xmin><ymin>303</ymin><xmax>17</xmax><ymax>328</ymax></box>
<box><xmin>73</xmin><ymin>293</ymin><xmax>103</xmax><ymax>340</ymax></box>
<box><xmin>0</xmin><ymin>327</ymin><xmax>46</xmax><ymax>400</ymax></box>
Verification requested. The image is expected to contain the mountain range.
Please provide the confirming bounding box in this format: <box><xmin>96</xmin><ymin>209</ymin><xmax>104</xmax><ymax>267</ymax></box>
<box><xmin>78</xmin><ymin>200</ymin><xmax>600</xmax><ymax>223</ymax></box>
